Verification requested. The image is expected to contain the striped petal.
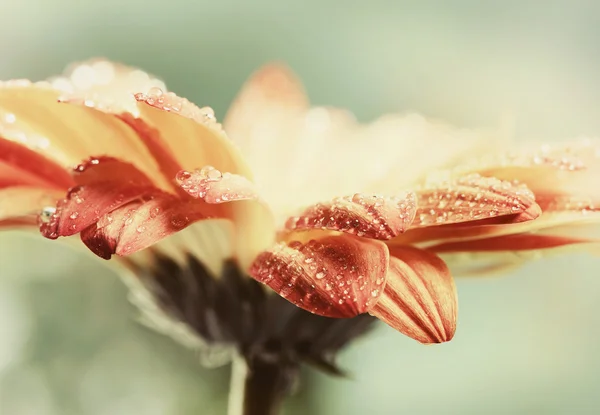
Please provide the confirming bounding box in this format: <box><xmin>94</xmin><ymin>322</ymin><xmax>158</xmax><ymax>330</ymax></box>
<box><xmin>0</xmin><ymin>85</ymin><xmax>169</xmax><ymax>189</ymax></box>
<box><xmin>39</xmin><ymin>157</ymin><xmax>164</xmax><ymax>239</ymax></box>
<box><xmin>250</xmin><ymin>233</ymin><xmax>389</xmax><ymax>318</ymax></box>
<box><xmin>285</xmin><ymin>192</ymin><xmax>417</xmax><ymax>239</ymax></box>
<box><xmin>412</xmin><ymin>173</ymin><xmax>540</xmax><ymax>228</ymax></box>
<box><xmin>369</xmin><ymin>246</ymin><xmax>457</xmax><ymax>344</ymax></box>
<box><xmin>0</xmin><ymin>138</ymin><xmax>73</xmax><ymax>189</ymax></box>
<box><xmin>80</xmin><ymin>191</ymin><xmax>214</xmax><ymax>259</ymax></box>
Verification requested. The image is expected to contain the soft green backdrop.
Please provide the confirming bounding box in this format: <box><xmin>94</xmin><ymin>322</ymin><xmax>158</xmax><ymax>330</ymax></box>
<box><xmin>1</xmin><ymin>1</ymin><xmax>600</xmax><ymax>414</ymax></box>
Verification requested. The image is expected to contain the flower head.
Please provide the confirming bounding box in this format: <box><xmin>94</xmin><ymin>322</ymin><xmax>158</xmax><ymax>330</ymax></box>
<box><xmin>1</xmin><ymin>59</ymin><xmax>598</xmax><ymax>349</ymax></box>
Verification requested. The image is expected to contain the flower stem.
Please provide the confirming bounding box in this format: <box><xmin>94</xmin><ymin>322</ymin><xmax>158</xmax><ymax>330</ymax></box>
<box><xmin>227</xmin><ymin>353</ymin><xmax>298</xmax><ymax>415</ymax></box>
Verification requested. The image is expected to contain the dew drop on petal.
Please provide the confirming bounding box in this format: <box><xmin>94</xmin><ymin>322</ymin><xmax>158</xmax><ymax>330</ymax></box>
<box><xmin>39</xmin><ymin>206</ymin><xmax>56</xmax><ymax>224</ymax></box>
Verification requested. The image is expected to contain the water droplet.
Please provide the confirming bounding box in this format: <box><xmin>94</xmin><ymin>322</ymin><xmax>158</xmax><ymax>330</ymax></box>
<box><xmin>39</xmin><ymin>206</ymin><xmax>56</xmax><ymax>223</ymax></box>
<box><xmin>200</xmin><ymin>166</ymin><xmax>222</xmax><ymax>180</ymax></box>
<box><xmin>176</xmin><ymin>170</ymin><xmax>192</xmax><ymax>183</ymax></box>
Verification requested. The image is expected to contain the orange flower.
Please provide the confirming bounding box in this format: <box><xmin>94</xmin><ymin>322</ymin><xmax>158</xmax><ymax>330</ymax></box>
<box><xmin>1</xmin><ymin>60</ymin><xmax>598</xmax><ymax>346</ymax></box>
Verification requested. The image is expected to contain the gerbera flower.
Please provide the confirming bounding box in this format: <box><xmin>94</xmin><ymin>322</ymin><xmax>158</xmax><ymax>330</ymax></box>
<box><xmin>1</xmin><ymin>59</ymin><xmax>598</xmax><ymax>413</ymax></box>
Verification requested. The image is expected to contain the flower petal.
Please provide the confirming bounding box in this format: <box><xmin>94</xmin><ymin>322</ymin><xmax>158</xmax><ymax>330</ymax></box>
<box><xmin>130</xmin><ymin>89</ymin><xmax>253</xmax><ymax>179</ymax></box>
<box><xmin>79</xmin><ymin>192</ymin><xmax>213</xmax><ymax>259</ymax></box>
<box><xmin>413</xmin><ymin>173</ymin><xmax>540</xmax><ymax>228</ymax></box>
<box><xmin>175</xmin><ymin>166</ymin><xmax>258</xmax><ymax>203</ymax></box>
<box><xmin>0</xmin><ymin>186</ymin><xmax>64</xmax><ymax>227</ymax></box>
<box><xmin>249</xmin><ymin>233</ymin><xmax>389</xmax><ymax>318</ymax></box>
<box><xmin>369</xmin><ymin>246</ymin><xmax>457</xmax><ymax>344</ymax></box>
<box><xmin>285</xmin><ymin>192</ymin><xmax>417</xmax><ymax>239</ymax></box>
<box><xmin>39</xmin><ymin>157</ymin><xmax>168</xmax><ymax>239</ymax></box>
<box><xmin>0</xmin><ymin>85</ymin><xmax>168</xmax><ymax>188</ymax></box>
<box><xmin>431</xmin><ymin>232</ymin><xmax>598</xmax><ymax>253</ymax></box>
<box><xmin>465</xmin><ymin>139</ymin><xmax>600</xmax><ymax>209</ymax></box>
<box><xmin>0</xmin><ymin>138</ymin><xmax>74</xmax><ymax>189</ymax></box>
<box><xmin>223</xmin><ymin>62</ymin><xmax>309</xmax><ymax>148</ymax></box>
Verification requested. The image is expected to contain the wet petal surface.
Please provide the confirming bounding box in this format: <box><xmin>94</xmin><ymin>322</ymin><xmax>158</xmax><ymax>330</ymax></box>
<box><xmin>250</xmin><ymin>233</ymin><xmax>389</xmax><ymax>318</ymax></box>
<box><xmin>286</xmin><ymin>192</ymin><xmax>417</xmax><ymax>239</ymax></box>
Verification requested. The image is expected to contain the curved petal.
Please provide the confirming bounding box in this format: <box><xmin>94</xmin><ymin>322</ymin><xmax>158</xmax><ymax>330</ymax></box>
<box><xmin>79</xmin><ymin>191</ymin><xmax>217</xmax><ymax>259</ymax></box>
<box><xmin>431</xmin><ymin>232</ymin><xmax>599</xmax><ymax>253</ymax></box>
<box><xmin>131</xmin><ymin>90</ymin><xmax>253</xmax><ymax>178</ymax></box>
<box><xmin>369</xmin><ymin>246</ymin><xmax>457</xmax><ymax>344</ymax></box>
<box><xmin>0</xmin><ymin>85</ymin><xmax>169</xmax><ymax>189</ymax></box>
<box><xmin>0</xmin><ymin>138</ymin><xmax>73</xmax><ymax>189</ymax></box>
<box><xmin>176</xmin><ymin>166</ymin><xmax>258</xmax><ymax>203</ymax></box>
<box><xmin>39</xmin><ymin>157</ymin><xmax>167</xmax><ymax>239</ymax></box>
<box><xmin>285</xmin><ymin>192</ymin><xmax>417</xmax><ymax>239</ymax></box>
<box><xmin>462</xmin><ymin>139</ymin><xmax>600</xmax><ymax>209</ymax></box>
<box><xmin>249</xmin><ymin>233</ymin><xmax>389</xmax><ymax>318</ymax></box>
<box><xmin>413</xmin><ymin>173</ymin><xmax>540</xmax><ymax>228</ymax></box>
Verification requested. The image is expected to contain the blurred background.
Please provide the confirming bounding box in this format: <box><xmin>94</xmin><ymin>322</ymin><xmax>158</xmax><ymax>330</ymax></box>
<box><xmin>1</xmin><ymin>0</ymin><xmax>600</xmax><ymax>413</ymax></box>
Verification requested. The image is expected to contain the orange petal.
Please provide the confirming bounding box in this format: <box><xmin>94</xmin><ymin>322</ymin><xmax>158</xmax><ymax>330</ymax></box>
<box><xmin>0</xmin><ymin>85</ymin><xmax>169</xmax><ymax>189</ymax></box>
<box><xmin>0</xmin><ymin>138</ymin><xmax>73</xmax><ymax>189</ymax></box>
<box><xmin>369</xmin><ymin>246</ymin><xmax>457</xmax><ymax>344</ymax></box>
<box><xmin>80</xmin><ymin>192</ymin><xmax>213</xmax><ymax>259</ymax></box>
<box><xmin>39</xmin><ymin>157</ymin><xmax>166</xmax><ymax>239</ymax></box>
<box><xmin>285</xmin><ymin>192</ymin><xmax>417</xmax><ymax>239</ymax></box>
<box><xmin>129</xmin><ymin>90</ymin><xmax>275</xmax><ymax>269</ymax></box>
<box><xmin>131</xmin><ymin>89</ymin><xmax>253</xmax><ymax>178</ymax></box>
<box><xmin>431</xmin><ymin>233</ymin><xmax>596</xmax><ymax>252</ymax></box>
<box><xmin>175</xmin><ymin>166</ymin><xmax>258</xmax><ymax>203</ymax></box>
<box><xmin>413</xmin><ymin>173</ymin><xmax>540</xmax><ymax>228</ymax></box>
<box><xmin>250</xmin><ymin>233</ymin><xmax>389</xmax><ymax>318</ymax></box>
<box><xmin>468</xmin><ymin>140</ymin><xmax>600</xmax><ymax>208</ymax></box>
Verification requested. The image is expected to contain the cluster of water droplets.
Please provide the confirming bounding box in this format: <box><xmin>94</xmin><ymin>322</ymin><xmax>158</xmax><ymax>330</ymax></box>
<box><xmin>545</xmin><ymin>195</ymin><xmax>597</xmax><ymax>215</ymax></box>
<box><xmin>176</xmin><ymin>166</ymin><xmax>256</xmax><ymax>204</ymax></box>
<box><xmin>414</xmin><ymin>173</ymin><xmax>535</xmax><ymax>227</ymax></box>
<box><xmin>252</xmin><ymin>238</ymin><xmax>386</xmax><ymax>317</ymax></box>
<box><xmin>44</xmin><ymin>60</ymin><xmax>166</xmax><ymax>115</ymax></box>
<box><xmin>464</xmin><ymin>140</ymin><xmax>598</xmax><ymax>175</ymax></box>
<box><xmin>286</xmin><ymin>191</ymin><xmax>417</xmax><ymax>239</ymax></box>
<box><xmin>176</xmin><ymin>166</ymin><xmax>223</xmax><ymax>198</ymax></box>
<box><xmin>134</xmin><ymin>87</ymin><xmax>222</xmax><ymax>130</ymax></box>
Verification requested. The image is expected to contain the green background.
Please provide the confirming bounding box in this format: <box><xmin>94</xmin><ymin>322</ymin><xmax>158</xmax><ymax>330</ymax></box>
<box><xmin>1</xmin><ymin>1</ymin><xmax>600</xmax><ymax>414</ymax></box>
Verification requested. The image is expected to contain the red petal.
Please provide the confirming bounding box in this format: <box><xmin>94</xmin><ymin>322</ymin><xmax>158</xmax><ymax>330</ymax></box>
<box><xmin>0</xmin><ymin>138</ymin><xmax>73</xmax><ymax>189</ymax></box>
<box><xmin>467</xmin><ymin>140</ymin><xmax>600</xmax><ymax>211</ymax></box>
<box><xmin>286</xmin><ymin>192</ymin><xmax>417</xmax><ymax>239</ymax></box>
<box><xmin>80</xmin><ymin>192</ymin><xmax>212</xmax><ymax>259</ymax></box>
<box><xmin>132</xmin><ymin>89</ymin><xmax>254</xmax><ymax>179</ymax></box>
<box><xmin>117</xmin><ymin>114</ymin><xmax>188</xmax><ymax>196</ymax></box>
<box><xmin>0</xmin><ymin>85</ymin><xmax>168</xmax><ymax>187</ymax></box>
<box><xmin>175</xmin><ymin>166</ymin><xmax>258</xmax><ymax>203</ymax></box>
<box><xmin>40</xmin><ymin>157</ymin><xmax>159</xmax><ymax>238</ymax></box>
<box><xmin>413</xmin><ymin>173</ymin><xmax>540</xmax><ymax>228</ymax></box>
<box><xmin>431</xmin><ymin>233</ymin><xmax>597</xmax><ymax>253</ymax></box>
<box><xmin>250</xmin><ymin>234</ymin><xmax>389</xmax><ymax>318</ymax></box>
<box><xmin>369</xmin><ymin>246</ymin><xmax>457</xmax><ymax>344</ymax></box>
